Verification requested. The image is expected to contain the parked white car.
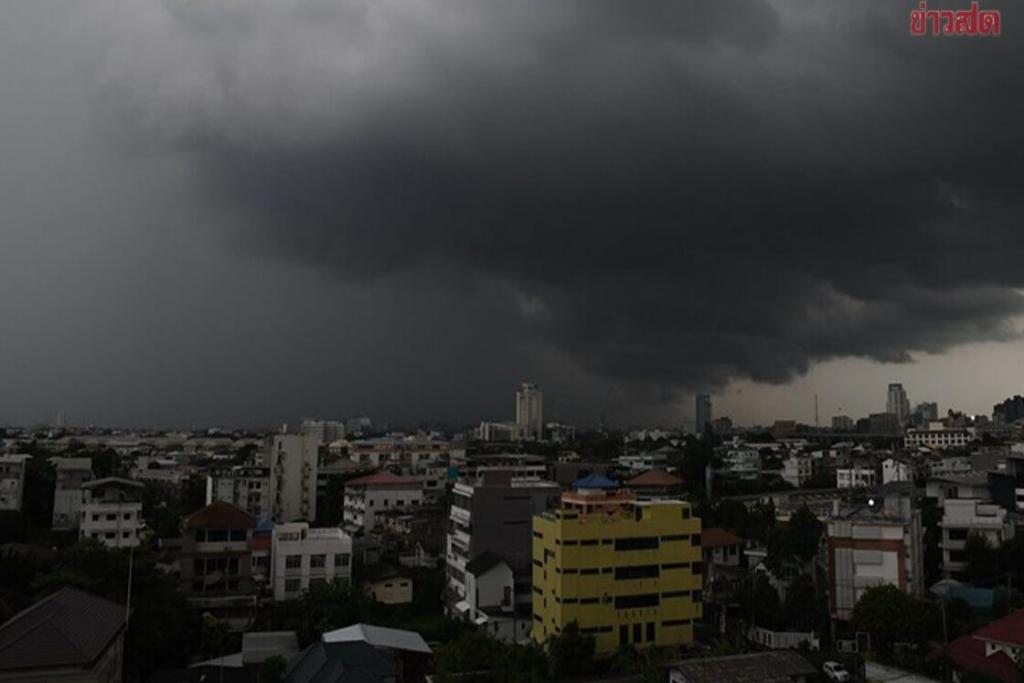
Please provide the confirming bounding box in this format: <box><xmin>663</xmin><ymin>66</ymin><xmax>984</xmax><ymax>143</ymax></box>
<box><xmin>823</xmin><ymin>661</ymin><xmax>851</xmax><ymax>681</ymax></box>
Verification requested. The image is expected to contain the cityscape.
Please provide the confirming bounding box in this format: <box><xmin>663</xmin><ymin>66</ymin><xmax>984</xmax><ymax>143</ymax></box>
<box><xmin>2</xmin><ymin>1</ymin><xmax>1024</xmax><ymax>683</ymax></box>
<box><xmin>3</xmin><ymin>382</ymin><xmax>1024</xmax><ymax>682</ymax></box>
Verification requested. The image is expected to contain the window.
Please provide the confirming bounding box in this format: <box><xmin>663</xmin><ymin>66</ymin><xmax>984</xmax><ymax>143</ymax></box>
<box><xmin>310</xmin><ymin>554</ymin><xmax>326</xmax><ymax>568</ymax></box>
<box><xmin>207</xmin><ymin>529</ymin><xmax>228</xmax><ymax>542</ymax></box>
<box><xmin>92</xmin><ymin>514</ymin><xmax>100</xmax><ymax>521</ymax></box>
<box><xmin>335</xmin><ymin>553</ymin><xmax>351</xmax><ymax>568</ymax></box>
<box><xmin>285</xmin><ymin>555</ymin><xmax>302</xmax><ymax>569</ymax></box>
<box><xmin>580</xmin><ymin>568</ymin><xmax>599</xmax><ymax>575</ymax></box>
<box><xmin>691</xmin><ymin>534</ymin><xmax>702</xmax><ymax>547</ymax></box>
<box><xmin>285</xmin><ymin>578</ymin><xmax>301</xmax><ymax>593</ymax></box>
<box><xmin>633</xmin><ymin>623</ymin><xmax>642</xmax><ymax>642</ymax></box>
<box><xmin>105</xmin><ymin>532</ymin><xmax>115</xmax><ymax>539</ymax></box>
<box><xmin>661</xmin><ymin>534</ymin><xmax>688</xmax><ymax>541</ymax></box>
<box><xmin>614</xmin><ymin>593</ymin><xmax>660</xmax><ymax>609</ymax></box>
<box><xmin>122</xmin><ymin>532</ymin><xmax>131</xmax><ymax>539</ymax></box>
<box><xmin>106</xmin><ymin>514</ymin><xmax>116</xmax><ymax>521</ymax></box>
<box><xmin>615</xmin><ymin>565</ymin><xmax>659</xmax><ymax>580</ymax></box>
<box><xmin>230</xmin><ymin>529</ymin><xmax>247</xmax><ymax>541</ymax></box>
<box><xmin>123</xmin><ymin>513</ymin><xmax>132</xmax><ymax>520</ymax></box>
<box><xmin>646</xmin><ymin>622</ymin><xmax>655</xmax><ymax>642</ymax></box>
<box><xmin>614</xmin><ymin>537</ymin><xmax>659</xmax><ymax>551</ymax></box>
<box><xmin>662</xmin><ymin>562</ymin><xmax>690</xmax><ymax>570</ymax></box>
<box><xmin>580</xmin><ymin>539</ymin><xmax>598</xmax><ymax>546</ymax></box>
<box><xmin>661</xmin><ymin>590</ymin><xmax>691</xmax><ymax>598</ymax></box>
<box><xmin>662</xmin><ymin>619</ymin><xmax>692</xmax><ymax>626</ymax></box>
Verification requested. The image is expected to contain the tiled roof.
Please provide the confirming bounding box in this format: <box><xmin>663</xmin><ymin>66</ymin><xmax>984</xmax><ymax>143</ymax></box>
<box><xmin>626</xmin><ymin>469</ymin><xmax>683</xmax><ymax>487</ymax></box>
<box><xmin>0</xmin><ymin>587</ymin><xmax>125</xmax><ymax>672</ymax></box>
<box><xmin>974</xmin><ymin>608</ymin><xmax>1024</xmax><ymax>648</ymax></box>
<box><xmin>701</xmin><ymin>527</ymin><xmax>745</xmax><ymax>549</ymax></box>
<box><xmin>945</xmin><ymin>634</ymin><xmax>1022</xmax><ymax>683</ymax></box>
<box><xmin>183</xmin><ymin>500</ymin><xmax>257</xmax><ymax>530</ymax></box>
<box><xmin>572</xmin><ymin>473</ymin><xmax>619</xmax><ymax>489</ymax></box>
<box><xmin>345</xmin><ymin>472</ymin><xmax>419</xmax><ymax>487</ymax></box>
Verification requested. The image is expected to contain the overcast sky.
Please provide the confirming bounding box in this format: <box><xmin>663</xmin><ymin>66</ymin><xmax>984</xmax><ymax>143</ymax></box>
<box><xmin>1</xmin><ymin>0</ymin><xmax>1022</xmax><ymax>430</ymax></box>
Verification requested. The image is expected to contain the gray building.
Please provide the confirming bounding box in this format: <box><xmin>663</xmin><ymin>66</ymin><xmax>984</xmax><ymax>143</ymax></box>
<box><xmin>52</xmin><ymin>457</ymin><xmax>93</xmax><ymax>530</ymax></box>
<box><xmin>696</xmin><ymin>394</ymin><xmax>712</xmax><ymax>433</ymax></box>
<box><xmin>445</xmin><ymin>471</ymin><xmax>560</xmax><ymax>622</ymax></box>
<box><xmin>887</xmin><ymin>383</ymin><xmax>911</xmax><ymax>426</ymax></box>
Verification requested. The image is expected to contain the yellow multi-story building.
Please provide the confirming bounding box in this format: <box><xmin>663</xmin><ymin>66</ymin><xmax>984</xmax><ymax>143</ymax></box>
<box><xmin>531</xmin><ymin>485</ymin><xmax>702</xmax><ymax>654</ymax></box>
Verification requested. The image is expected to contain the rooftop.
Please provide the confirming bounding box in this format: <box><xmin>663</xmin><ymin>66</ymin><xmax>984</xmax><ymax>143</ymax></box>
<box><xmin>0</xmin><ymin>587</ymin><xmax>125</xmax><ymax>673</ymax></box>
<box><xmin>702</xmin><ymin>527</ymin><xmax>745</xmax><ymax>549</ymax></box>
<box><xmin>183</xmin><ymin>500</ymin><xmax>257</xmax><ymax>530</ymax></box>
<box><xmin>81</xmin><ymin>476</ymin><xmax>144</xmax><ymax>490</ymax></box>
<box><xmin>626</xmin><ymin>469</ymin><xmax>683</xmax><ymax>488</ymax></box>
<box><xmin>322</xmin><ymin>623</ymin><xmax>431</xmax><ymax>654</ymax></box>
<box><xmin>671</xmin><ymin>652</ymin><xmax>817</xmax><ymax>683</ymax></box>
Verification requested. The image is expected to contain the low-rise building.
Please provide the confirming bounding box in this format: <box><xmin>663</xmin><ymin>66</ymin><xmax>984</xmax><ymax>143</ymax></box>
<box><xmin>362</xmin><ymin>566</ymin><xmax>414</xmax><ymax>605</ymax></box>
<box><xmin>945</xmin><ymin>608</ymin><xmax>1024</xmax><ymax>683</ymax></box>
<box><xmin>51</xmin><ymin>457</ymin><xmax>93</xmax><ymax>530</ymax></box>
<box><xmin>79</xmin><ymin>477</ymin><xmax>145</xmax><ymax>549</ymax></box>
<box><xmin>905</xmin><ymin>422</ymin><xmax>976</xmax><ymax>450</ymax></box>
<box><xmin>719</xmin><ymin>447</ymin><xmax>761</xmax><ymax>481</ymax></box>
<box><xmin>836</xmin><ymin>463</ymin><xmax>877</xmax><ymax>489</ymax></box>
<box><xmin>342</xmin><ymin>472</ymin><xmax>424</xmax><ymax>534</ymax></box>
<box><xmin>881</xmin><ymin>457</ymin><xmax>912</xmax><ymax>485</ymax></box>
<box><xmin>781</xmin><ymin>455</ymin><xmax>814</xmax><ymax>488</ymax></box>
<box><xmin>271</xmin><ymin>522</ymin><xmax>352</xmax><ymax>601</ymax></box>
<box><xmin>180</xmin><ymin>501</ymin><xmax>259</xmax><ymax>631</ymax></box>
<box><xmin>0</xmin><ymin>454</ymin><xmax>30</xmax><ymax>511</ymax></box>
<box><xmin>669</xmin><ymin>652</ymin><xmax>817</xmax><ymax>683</ymax></box>
<box><xmin>625</xmin><ymin>469</ymin><xmax>685</xmax><ymax>500</ymax></box>
<box><xmin>940</xmin><ymin>498</ymin><xmax>1016</xmax><ymax>580</ymax></box>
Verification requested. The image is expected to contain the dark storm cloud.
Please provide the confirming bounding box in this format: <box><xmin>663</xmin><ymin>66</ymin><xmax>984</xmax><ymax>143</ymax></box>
<box><xmin>87</xmin><ymin>0</ymin><xmax>1024</xmax><ymax>398</ymax></box>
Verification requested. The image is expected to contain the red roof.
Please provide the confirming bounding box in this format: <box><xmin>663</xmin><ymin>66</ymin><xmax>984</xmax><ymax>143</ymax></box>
<box><xmin>974</xmin><ymin>608</ymin><xmax>1024</xmax><ymax>648</ymax></box>
<box><xmin>626</xmin><ymin>469</ymin><xmax>683</xmax><ymax>487</ymax></box>
<box><xmin>945</xmin><ymin>634</ymin><xmax>1022</xmax><ymax>683</ymax></box>
<box><xmin>702</xmin><ymin>527</ymin><xmax>745</xmax><ymax>549</ymax></box>
<box><xmin>346</xmin><ymin>472</ymin><xmax>420</xmax><ymax>487</ymax></box>
<box><xmin>183</xmin><ymin>501</ymin><xmax>257</xmax><ymax>530</ymax></box>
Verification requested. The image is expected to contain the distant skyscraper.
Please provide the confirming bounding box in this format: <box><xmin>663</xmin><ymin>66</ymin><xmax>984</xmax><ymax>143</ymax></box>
<box><xmin>516</xmin><ymin>382</ymin><xmax>544</xmax><ymax>441</ymax></box>
<box><xmin>887</xmin><ymin>383</ymin><xmax>911</xmax><ymax>426</ymax></box>
<box><xmin>911</xmin><ymin>402</ymin><xmax>939</xmax><ymax>427</ymax></box>
<box><xmin>832</xmin><ymin>415</ymin><xmax>854</xmax><ymax>431</ymax></box>
<box><xmin>695</xmin><ymin>394</ymin><xmax>712</xmax><ymax>433</ymax></box>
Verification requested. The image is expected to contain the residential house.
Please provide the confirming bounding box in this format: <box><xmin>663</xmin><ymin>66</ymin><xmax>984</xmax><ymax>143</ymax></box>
<box><xmin>945</xmin><ymin>608</ymin><xmax>1024</xmax><ymax>683</ymax></box>
<box><xmin>342</xmin><ymin>472</ymin><xmax>423</xmax><ymax>534</ymax></box>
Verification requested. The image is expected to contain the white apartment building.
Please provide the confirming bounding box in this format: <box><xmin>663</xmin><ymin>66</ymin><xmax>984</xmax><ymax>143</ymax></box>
<box><xmin>208</xmin><ymin>466</ymin><xmax>271</xmax><ymax>519</ymax></box>
<box><xmin>475</xmin><ymin>421</ymin><xmax>519</xmax><ymax>442</ymax></box>
<box><xmin>837</xmin><ymin>464</ymin><xmax>877</xmax><ymax>489</ymax></box>
<box><xmin>347</xmin><ymin>435</ymin><xmax>451</xmax><ymax>473</ymax></box>
<box><xmin>271</xmin><ymin>522</ymin><xmax>352</xmax><ymax>601</ymax></box>
<box><xmin>828</xmin><ymin>503</ymin><xmax>924</xmax><ymax>621</ymax></box>
<box><xmin>300</xmin><ymin>419</ymin><xmax>346</xmax><ymax>444</ymax></box>
<box><xmin>342</xmin><ymin>472</ymin><xmax>423</xmax><ymax>533</ymax></box>
<box><xmin>515</xmin><ymin>382</ymin><xmax>544</xmax><ymax>441</ymax></box>
<box><xmin>882</xmin><ymin>458</ymin><xmax>912</xmax><ymax>485</ymax></box>
<box><xmin>268</xmin><ymin>435</ymin><xmax>318</xmax><ymax>522</ymax></box>
<box><xmin>905</xmin><ymin>422</ymin><xmax>975</xmax><ymax>450</ymax></box>
<box><xmin>719</xmin><ymin>447</ymin><xmax>761</xmax><ymax>480</ymax></box>
<box><xmin>52</xmin><ymin>457</ymin><xmax>93</xmax><ymax>530</ymax></box>
<box><xmin>782</xmin><ymin>455</ymin><xmax>814</xmax><ymax>488</ymax></box>
<box><xmin>80</xmin><ymin>477</ymin><xmax>145</xmax><ymax>548</ymax></box>
<box><xmin>616</xmin><ymin>452</ymin><xmax>668</xmax><ymax>473</ymax></box>
<box><xmin>0</xmin><ymin>454</ymin><xmax>31</xmax><ymax>511</ymax></box>
<box><xmin>927</xmin><ymin>456</ymin><xmax>974</xmax><ymax>479</ymax></box>
<box><xmin>940</xmin><ymin>498</ymin><xmax>1015</xmax><ymax>579</ymax></box>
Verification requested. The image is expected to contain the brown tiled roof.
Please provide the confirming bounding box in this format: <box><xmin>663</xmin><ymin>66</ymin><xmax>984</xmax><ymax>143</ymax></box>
<box><xmin>701</xmin><ymin>527</ymin><xmax>745</xmax><ymax>549</ymax></box>
<box><xmin>183</xmin><ymin>500</ymin><xmax>257</xmax><ymax>530</ymax></box>
<box><xmin>626</xmin><ymin>469</ymin><xmax>683</xmax><ymax>487</ymax></box>
<box><xmin>0</xmin><ymin>587</ymin><xmax>125</xmax><ymax>672</ymax></box>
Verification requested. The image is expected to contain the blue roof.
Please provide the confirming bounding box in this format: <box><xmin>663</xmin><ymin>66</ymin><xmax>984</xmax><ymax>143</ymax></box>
<box><xmin>255</xmin><ymin>517</ymin><xmax>275</xmax><ymax>535</ymax></box>
<box><xmin>948</xmin><ymin>586</ymin><xmax>994</xmax><ymax>610</ymax></box>
<box><xmin>572</xmin><ymin>473</ymin><xmax>619</xmax><ymax>489</ymax></box>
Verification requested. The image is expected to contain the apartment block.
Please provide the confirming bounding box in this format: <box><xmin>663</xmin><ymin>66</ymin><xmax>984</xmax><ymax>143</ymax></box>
<box><xmin>271</xmin><ymin>521</ymin><xmax>352</xmax><ymax>601</ymax></box>
<box><xmin>268</xmin><ymin>434</ymin><xmax>318</xmax><ymax>522</ymax></box>
<box><xmin>342</xmin><ymin>472</ymin><xmax>424</xmax><ymax>533</ymax></box>
<box><xmin>532</xmin><ymin>486</ymin><xmax>703</xmax><ymax>654</ymax></box>
<box><xmin>79</xmin><ymin>477</ymin><xmax>144</xmax><ymax>549</ymax></box>
<box><xmin>0</xmin><ymin>454</ymin><xmax>30</xmax><ymax>511</ymax></box>
<box><xmin>207</xmin><ymin>465</ymin><xmax>271</xmax><ymax>519</ymax></box>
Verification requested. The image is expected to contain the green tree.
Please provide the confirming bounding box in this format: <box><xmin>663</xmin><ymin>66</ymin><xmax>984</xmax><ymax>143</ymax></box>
<box><xmin>547</xmin><ymin>621</ymin><xmax>596</xmax><ymax>679</ymax></box>
<box><xmin>852</xmin><ymin>585</ymin><xmax>938</xmax><ymax>656</ymax></box>
<box><xmin>783</xmin><ymin>574</ymin><xmax>819</xmax><ymax>632</ymax></box>
<box><xmin>965</xmin><ymin>533</ymin><xmax>999</xmax><ymax>587</ymax></box>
